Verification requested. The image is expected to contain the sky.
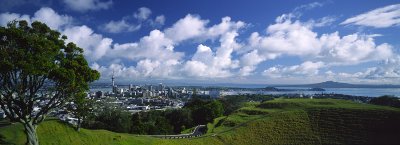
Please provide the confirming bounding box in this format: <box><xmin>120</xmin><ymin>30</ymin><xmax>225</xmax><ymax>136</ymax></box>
<box><xmin>1</xmin><ymin>0</ymin><xmax>400</xmax><ymax>85</ymax></box>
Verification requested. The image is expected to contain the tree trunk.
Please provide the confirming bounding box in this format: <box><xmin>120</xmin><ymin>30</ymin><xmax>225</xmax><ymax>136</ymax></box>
<box><xmin>76</xmin><ymin>118</ymin><xmax>81</xmax><ymax>132</ymax></box>
<box><xmin>23</xmin><ymin>122</ymin><xmax>39</xmax><ymax>145</ymax></box>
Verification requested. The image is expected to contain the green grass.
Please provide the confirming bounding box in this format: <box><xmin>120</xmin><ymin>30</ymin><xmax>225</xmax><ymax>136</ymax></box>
<box><xmin>0</xmin><ymin>119</ymin><xmax>156</xmax><ymax>145</ymax></box>
<box><xmin>1</xmin><ymin>98</ymin><xmax>400</xmax><ymax>145</ymax></box>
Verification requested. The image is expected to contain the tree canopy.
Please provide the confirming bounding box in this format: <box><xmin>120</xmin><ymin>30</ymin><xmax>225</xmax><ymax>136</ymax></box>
<box><xmin>0</xmin><ymin>20</ymin><xmax>99</xmax><ymax>145</ymax></box>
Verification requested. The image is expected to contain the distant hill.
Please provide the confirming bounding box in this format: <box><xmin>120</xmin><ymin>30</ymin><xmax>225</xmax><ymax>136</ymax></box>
<box><xmin>274</xmin><ymin>81</ymin><xmax>400</xmax><ymax>88</ymax></box>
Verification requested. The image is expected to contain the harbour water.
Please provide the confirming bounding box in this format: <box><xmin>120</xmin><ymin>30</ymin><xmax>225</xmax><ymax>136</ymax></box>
<box><xmin>225</xmin><ymin>87</ymin><xmax>400</xmax><ymax>97</ymax></box>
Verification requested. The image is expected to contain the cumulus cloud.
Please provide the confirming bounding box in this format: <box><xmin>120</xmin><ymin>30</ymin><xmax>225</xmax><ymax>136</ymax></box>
<box><xmin>277</xmin><ymin>56</ymin><xmax>400</xmax><ymax>84</ymax></box>
<box><xmin>357</xmin><ymin>56</ymin><xmax>400</xmax><ymax>79</ymax></box>
<box><xmin>0</xmin><ymin>7</ymin><xmax>114</xmax><ymax>62</ymax></box>
<box><xmin>318</xmin><ymin>32</ymin><xmax>393</xmax><ymax>65</ymax></box>
<box><xmin>263</xmin><ymin>61</ymin><xmax>325</xmax><ymax>78</ymax></box>
<box><xmin>0</xmin><ymin>7</ymin><xmax>72</xmax><ymax>30</ymax></box>
<box><xmin>91</xmin><ymin>59</ymin><xmax>181</xmax><ymax>80</ymax></box>
<box><xmin>110</xmin><ymin>29</ymin><xmax>183</xmax><ymax>61</ymax></box>
<box><xmin>164</xmin><ymin>14</ymin><xmax>208</xmax><ymax>42</ymax></box>
<box><xmin>0</xmin><ymin>12</ymin><xmax>31</xmax><ymax>26</ymax></box>
<box><xmin>341</xmin><ymin>4</ymin><xmax>400</xmax><ymax>28</ymax></box>
<box><xmin>243</xmin><ymin>14</ymin><xmax>393</xmax><ymax>76</ymax></box>
<box><xmin>183</xmin><ymin>44</ymin><xmax>237</xmax><ymax>78</ymax></box>
<box><xmin>63</xmin><ymin>25</ymin><xmax>113</xmax><ymax>61</ymax></box>
<box><xmin>32</xmin><ymin>7</ymin><xmax>73</xmax><ymax>30</ymax></box>
<box><xmin>181</xmin><ymin>17</ymin><xmax>246</xmax><ymax>78</ymax></box>
<box><xmin>63</xmin><ymin>0</ymin><xmax>112</xmax><ymax>12</ymax></box>
<box><xmin>1</xmin><ymin>6</ymin><xmax>398</xmax><ymax>83</ymax></box>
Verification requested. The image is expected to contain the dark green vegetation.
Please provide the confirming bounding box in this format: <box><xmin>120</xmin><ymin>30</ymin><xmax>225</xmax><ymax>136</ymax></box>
<box><xmin>0</xmin><ymin>20</ymin><xmax>99</xmax><ymax>145</ymax></box>
<box><xmin>83</xmin><ymin>98</ymin><xmax>225</xmax><ymax>135</ymax></box>
<box><xmin>2</xmin><ymin>98</ymin><xmax>400</xmax><ymax>145</ymax></box>
<box><xmin>369</xmin><ymin>95</ymin><xmax>400</xmax><ymax>108</ymax></box>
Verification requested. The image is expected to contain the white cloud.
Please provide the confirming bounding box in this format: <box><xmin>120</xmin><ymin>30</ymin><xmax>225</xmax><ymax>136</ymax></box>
<box><xmin>134</xmin><ymin>7</ymin><xmax>152</xmax><ymax>21</ymax></box>
<box><xmin>154</xmin><ymin>15</ymin><xmax>166</xmax><ymax>25</ymax></box>
<box><xmin>263</xmin><ymin>61</ymin><xmax>325</xmax><ymax>78</ymax></box>
<box><xmin>91</xmin><ymin>63</ymin><xmax>139</xmax><ymax>80</ymax></box>
<box><xmin>307</xmin><ymin>16</ymin><xmax>336</xmax><ymax>27</ymax></box>
<box><xmin>0</xmin><ymin>12</ymin><xmax>31</xmax><ymax>26</ymax></box>
<box><xmin>32</xmin><ymin>7</ymin><xmax>73</xmax><ymax>30</ymax></box>
<box><xmin>244</xmin><ymin>14</ymin><xmax>393</xmax><ymax>76</ymax></box>
<box><xmin>180</xmin><ymin>17</ymin><xmax>246</xmax><ymax>78</ymax></box>
<box><xmin>1</xmin><ymin>6</ymin><xmax>398</xmax><ymax>84</ymax></box>
<box><xmin>253</xmin><ymin>18</ymin><xmax>321</xmax><ymax>56</ymax></box>
<box><xmin>0</xmin><ymin>7</ymin><xmax>72</xmax><ymax>30</ymax></box>
<box><xmin>318</xmin><ymin>32</ymin><xmax>393</xmax><ymax>65</ymax></box>
<box><xmin>63</xmin><ymin>0</ymin><xmax>112</xmax><ymax>12</ymax></box>
<box><xmin>101</xmin><ymin>19</ymin><xmax>141</xmax><ymax>33</ymax></box>
<box><xmin>206</xmin><ymin>17</ymin><xmax>245</xmax><ymax>38</ymax></box>
<box><xmin>110</xmin><ymin>29</ymin><xmax>183</xmax><ymax>61</ymax></box>
<box><xmin>239</xmin><ymin>50</ymin><xmax>265</xmax><ymax>76</ymax></box>
<box><xmin>294</xmin><ymin>2</ymin><xmax>324</xmax><ymax>12</ymax></box>
<box><xmin>292</xmin><ymin>2</ymin><xmax>324</xmax><ymax>18</ymax></box>
<box><xmin>0</xmin><ymin>7</ymin><xmax>112</xmax><ymax>62</ymax></box>
<box><xmin>164</xmin><ymin>14</ymin><xmax>208</xmax><ymax>42</ymax></box>
<box><xmin>63</xmin><ymin>25</ymin><xmax>113</xmax><ymax>61</ymax></box>
<box><xmin>183</xmin><ymin>44</ymin><xmax>236</xmax><ymax>78</ymax></box>
<box><xmin>97</xmin><ymin>15</ymin><xmax>246</xmax><ymax>80</ymax></box>
<box><xmin>341</xmin><ymin>4</ymin><xmax>400</xmax><ymax>28</ymax></box>
<box><xmin>91</xmin><ymin>59</ymin><xmax>181</xmax><ymax>80</ymax></box>
<box><xmin>359</xmin><ymin>56</ymin><xmax>400</xmax><ymax>79</ymax></box>
<box><xmin>100</xmin><ymin>7</ymin><xmax>164</xmax><ymax>33</ymax></box>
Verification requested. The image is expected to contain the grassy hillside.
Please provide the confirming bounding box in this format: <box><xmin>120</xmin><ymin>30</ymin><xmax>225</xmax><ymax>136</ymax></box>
<box><xmin>1</xmin><ymin>98</ymin><xmax>400</xmax><ymax>145</ymax></box>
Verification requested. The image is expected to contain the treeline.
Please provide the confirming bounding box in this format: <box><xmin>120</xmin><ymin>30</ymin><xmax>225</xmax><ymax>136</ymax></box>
<box><xmin>82</xmin><ymin>94</ymin><xmax>273</xmax><ymax>135</ymax></box>
<box><xmin>369</xmin><ymin>95</ymin><xmax>400</xmax><ymax>108</ymax></box>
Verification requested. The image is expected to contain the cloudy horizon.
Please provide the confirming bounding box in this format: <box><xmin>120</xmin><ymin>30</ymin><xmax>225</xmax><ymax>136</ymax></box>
<box><xmin>1</xmin><ymin>0</ymin><xmax>400</xmax><ymax>85</ymax></box>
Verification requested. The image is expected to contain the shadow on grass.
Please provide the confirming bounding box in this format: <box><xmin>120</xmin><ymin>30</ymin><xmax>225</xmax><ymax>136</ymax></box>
<box><xmin>0</xmin><ymin>134</ymin><xmax>15</xmax><ymax>145</ymax></box>
<box><xmin>0</xmin><ymin>119</ymin><xmax>11</xmax><ymax>128</ymax></box>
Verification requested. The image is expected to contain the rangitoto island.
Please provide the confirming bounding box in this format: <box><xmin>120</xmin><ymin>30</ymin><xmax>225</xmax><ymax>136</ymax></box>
<box><xmin>264</xmin><ymin>87</ymin><xmax>326</xmax><ymax>92</ymax></box>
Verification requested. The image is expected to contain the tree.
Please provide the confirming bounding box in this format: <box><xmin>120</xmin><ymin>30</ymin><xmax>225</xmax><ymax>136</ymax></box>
<box><xmin>0</xmin><ymin>20</ymin><xmax>99</xmax><ymax>145</ymax></box>
<box><xmin>204</xmin><ymin>100</ymin><xmax>224</xmax><ymax>123</ymax></box>
<box><xmin>166</xmin><ymin>109</ymin><xmax>193</xmax><ymax>134</ymax></box>
<box><xmin>130</xmin><ymin>112</ymin><xmax>144</xmax><ymax>134</ymax></box>
<box><xmin>66</xmin><ymin>92</ymin><xmax>94</xmax><ymax>131</ymax></box>
<box><xmin>185</xmin><ymin>99</ymin><xmax>224</xmax><ymax>125</ymax></box>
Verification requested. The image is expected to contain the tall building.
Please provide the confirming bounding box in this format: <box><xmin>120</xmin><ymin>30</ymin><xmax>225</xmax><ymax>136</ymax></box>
<box><xmin>112</xmin><ymin>71</ymin><xmax>115</xmax><ymax>87</ymax></box>
<box><xmin>112</xmin><ymin>71</ymin><xmax>117</xmax><ymax>94</ymax></box>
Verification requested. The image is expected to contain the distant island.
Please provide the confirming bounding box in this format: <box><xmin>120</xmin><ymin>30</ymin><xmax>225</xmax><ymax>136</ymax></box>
<box><xmin>274</xmin><ymin>81</ymin><xmax>400</xmax><ymax>88</ymax></box>
<box><xmin>264</xmin><ymin>87</ymin><xmax>325</xmax><ymax>91</ymax></box>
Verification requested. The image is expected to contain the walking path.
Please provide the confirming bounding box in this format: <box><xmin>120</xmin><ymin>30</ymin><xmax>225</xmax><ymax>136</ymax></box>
<box><xmin>146</xmin><ymin>125</ymin><xmax>206</xmax><ymax>139</ymax></box>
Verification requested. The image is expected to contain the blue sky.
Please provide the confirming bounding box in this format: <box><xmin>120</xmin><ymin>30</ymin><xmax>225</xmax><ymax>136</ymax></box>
<box><xmin>1</xmin><ymin>0</ymin><xmax>400</xmax><ymax>85</ymax></box>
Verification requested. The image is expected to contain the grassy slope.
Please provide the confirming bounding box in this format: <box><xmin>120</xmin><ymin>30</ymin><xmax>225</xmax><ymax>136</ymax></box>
<box><xmin>1</xmin><ymin>98</ymin><xmax>400</xmax><ymax>145</ymax></box>
<box><xmin>0</xmin><ymin>119</ymin><xmax>156</xmax><ymax>145</ymax></box>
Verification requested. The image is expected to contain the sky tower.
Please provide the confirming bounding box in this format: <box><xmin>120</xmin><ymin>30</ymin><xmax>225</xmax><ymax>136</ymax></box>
<box><xmin>111</xmin><ymin>71</ymin><xmax>117</xmax><ymax>94</ymax></box>
<box><xmin>111</xmin><ymin>71</ymin><xmax>115</xmax><ymax>87</ymax></box>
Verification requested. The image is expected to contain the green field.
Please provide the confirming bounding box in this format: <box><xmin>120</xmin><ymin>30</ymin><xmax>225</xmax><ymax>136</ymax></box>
<box><xmin>1</xmin><ymin>98</ymin><xmax>400</xmax><ymax>145</ymax></box>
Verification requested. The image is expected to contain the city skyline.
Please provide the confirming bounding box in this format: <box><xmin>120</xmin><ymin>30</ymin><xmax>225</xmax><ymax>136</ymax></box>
<box><xmin>1</xmin><ymin>0</ymin><xmax>400</xmax><ymax>84</ymax></box>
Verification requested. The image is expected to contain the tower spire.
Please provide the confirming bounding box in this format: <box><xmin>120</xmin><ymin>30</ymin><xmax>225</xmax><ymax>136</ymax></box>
<box><xmin>112</xmin><ymin>70</ymin><xmax>115</xmax><ymax>87</ymax></box>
